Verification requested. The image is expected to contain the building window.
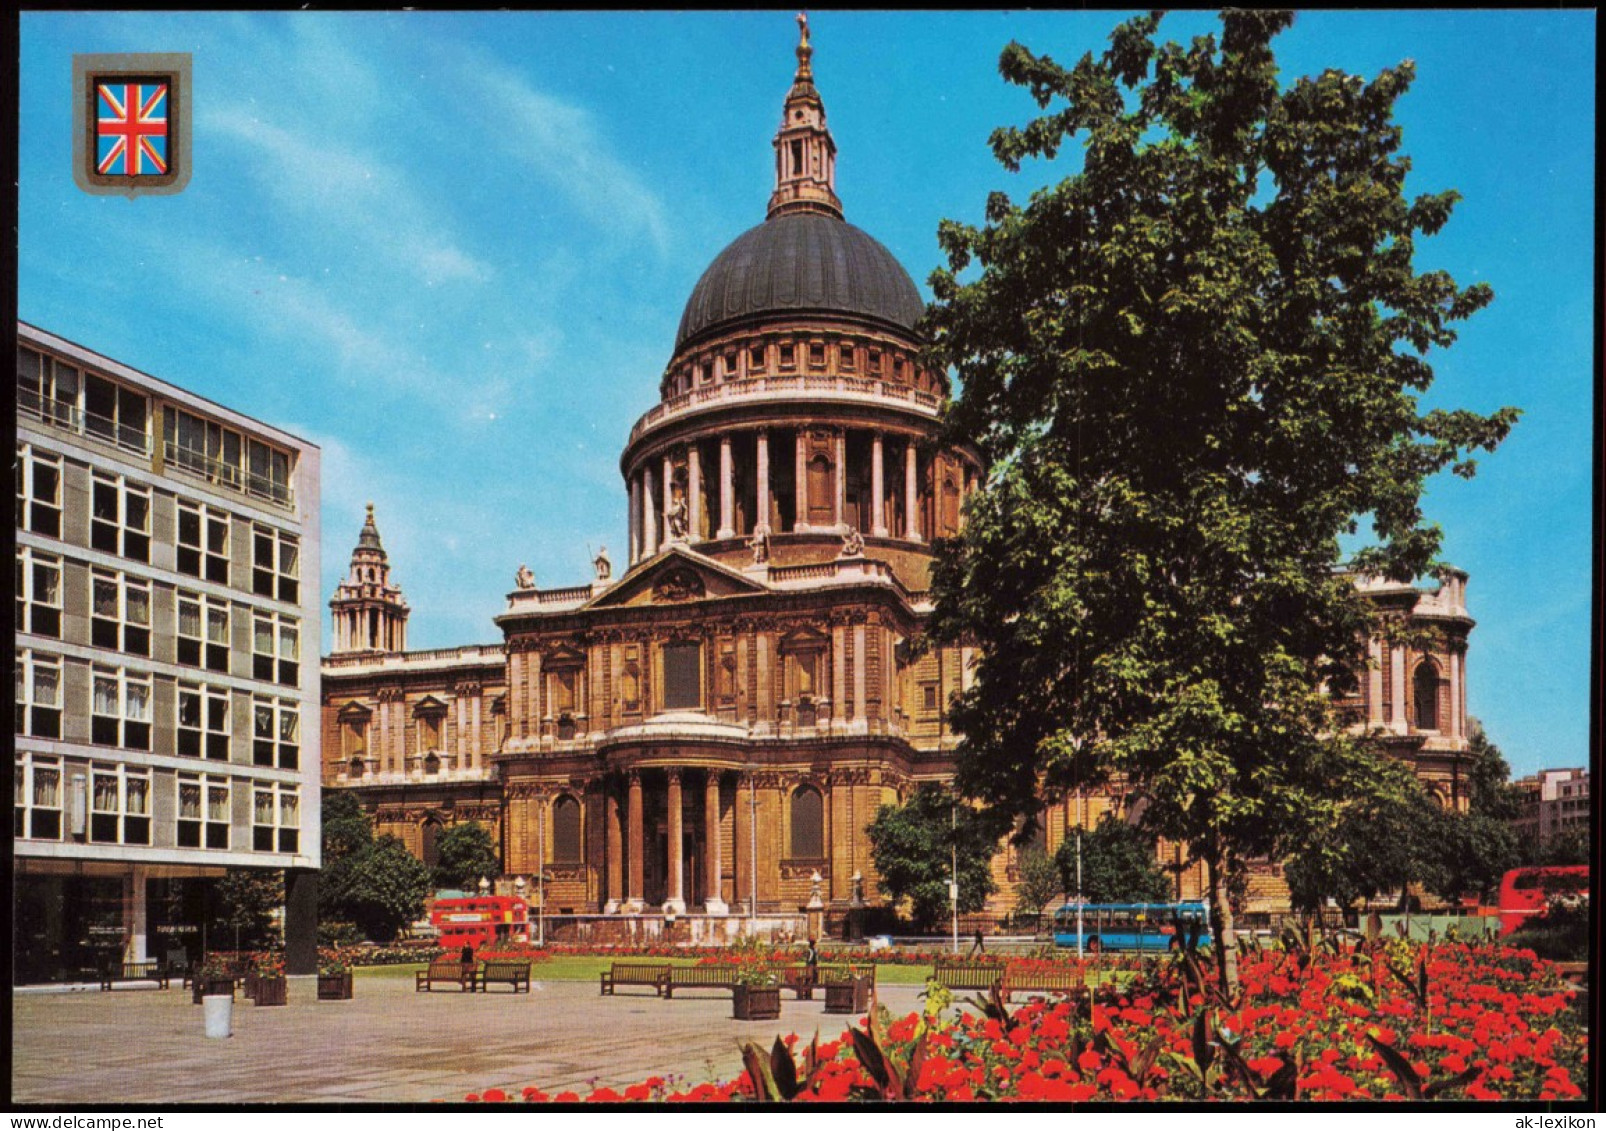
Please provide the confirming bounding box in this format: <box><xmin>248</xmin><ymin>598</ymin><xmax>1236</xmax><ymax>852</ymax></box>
<box><xmin>90</xmin><ymin>764</ymin><xmax>151</xmax><ymax>845</ymax></box>
<box><xmin>246</xmin><ymin>438</ymin><xmax>294</xmax><ymax>507</ymax></box>
<box><xmin>253</xmin><ymin>613</ymin><xmax>300</xmax><ymax>686</ymax></box>
<box><xmin>790</xmin><ymin>786</ymin><xmax>824</xmax><ymax>859</ymax></box>
<box><xmin>16</xmin><ymin>547</ymin><xmax>62</xmax><ymax>638</ymax></box>
<box><xmin>552</xmin><ymin>796</ymin><xmax>581</xmax><ymax>863</ymax></box>
<box><xmin>808</xmin><ymin>342</ymin><xmax>826</xmax><ymax>369</ymax></box>
<box><xmin>177</xmin><ymin>776</ymin><xmax>230</xmax><ymax>849</ymax></box>
<box><xmin>867</xmin><ymin>349</ymin><xmax>882</xmax><ymax>375</ymax></box>
<box><xmin>662</xmin><ymin>642</ymin><xmax>701</xmax><ymax>711</ymax></box>
<box><xmin>17</xmin><ymin>345</ymin><xmax>81</xmax><ymax>429</ymax></box>
<box><xmin>921</xmin><ymin>683</ymin><xmax>939</xmax><ymax>713</ymax></box>
<box><xmin>254</xmin><ymin>698</ymin><xmax>299</xmax><ymax>770</ymax></box>
<box><xmin>91</xmin><ymin>667</ymin><xmax>151</xmax><ymax>750</ymax></box>
<box><xmin>91</xmin><ymin>570</ymin><xmax>152</xmax><ymax>656</ymax></box>
<box><xmin>15</xmin><ymin>754</ymin><xmax>63</xmax><ymax>840</ymax></box>
<box><xmin>839</xmin><ymin>341</ymin><xmax>856</xmax><ymax>371</ymax></box>
<box><xmin>91</xmin><ymin>472</ymin><xmax>151</xmax><ymax>562</ymax></box>
<box><xmin>749</xmin><ymin>345</ymin><xmax>765</xmax><ymax>373</ymax></box>
<box><xmin>253</xmin><ymin>785</ymin><xmax>299</xmax><ymax>853</ymax></box>
<box><xmin>177</xmin><ymin>501</ymin><xmax>230</xmax><ymax>584</ymax></box>
<box><xmin>164</xmin><ymin>408</ymin><xmax>294</xmax><ymax>507</ymax></box>
<box><xmin>1413</xmin><ymin>661</ymin><xmax>1440</xmax><ymax>732</ymax></box>
<box><xmin>84</xmin><ymin>372</ymin><xmax>150</xmax><ymax>453</ymax></box>
<box><xmin>779</xmin><ymin>343</ymin><xmax>796</xmax><ymax>370</ymax></box>
<box><xmin>723</xmin><ymin>353</ymin><xmax>737</xmax><ymax>380</ymax></box>
<box><xmin>17</xmin><ymin>446</ymin><xmax>62</xmax><ymax>539</ymax></box>
<box><xmin>253</xmin><ymin>526</ymin><xmax>299</xmax><ymax>604</ymax></box>
<box><xmin>178</xmin><ymin>683</ymin><xmax>231</xmax><ymax>761</ymax></box>
<box><xmin>176</xmin><ymin>592</ymin><xmax>231</xmax><ymax>673</ymax></box>
<box><xmin>16</xmin><ymin>651</ymin><xmax>63</xmax><ymax>740</ymax></box>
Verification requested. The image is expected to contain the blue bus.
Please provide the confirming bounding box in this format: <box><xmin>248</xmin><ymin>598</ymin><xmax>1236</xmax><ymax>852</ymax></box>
<box><xmin>1052</xmin><ymin>901</ymin><xmax>1212</xmax><ymax>953</ymax></box>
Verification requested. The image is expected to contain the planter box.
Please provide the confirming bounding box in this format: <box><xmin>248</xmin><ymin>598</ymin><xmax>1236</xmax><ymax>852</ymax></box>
<box><xmin>192</xmin><ymin>977</ymin><xmax>236</xmax><ymax>1005</ymax></box>
<box><xmin>823</xmin><ymin>976</ymin><xmax>872</xmax><ymax>1015</ymax></box>
<box><xmin>317</xmin><ymin>972</ymin><xmax>354</xmax><ymax>1000</ymax></box>
<box><xmin>732</xmin><ymin>984</ymin><xmax>781</xmax><ymax>1021</ymax></box>
<box><xmin>253</xmin><ymin>976</ymin><xmax>288</xmax><ymax>1006</ymax></box>
<box><xmin>243</xmin><ymin>972</ymin><xmax>259</xmax><ymax>1000</ymax></box>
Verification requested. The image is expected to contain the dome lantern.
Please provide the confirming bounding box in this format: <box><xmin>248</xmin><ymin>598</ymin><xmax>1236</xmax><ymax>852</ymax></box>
<box><xmin>767</xmin><ymin>13</ymin><xmax>842</xmax><ymax>222</ymax></box>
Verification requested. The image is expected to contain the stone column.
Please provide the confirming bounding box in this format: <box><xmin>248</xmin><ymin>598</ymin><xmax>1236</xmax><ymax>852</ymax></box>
<box><xmin>1390</xmin><ymin>645</ymin><xmax>1407</xmax><ymax>733</ymax></box>
<box><xmin>1449</xmin><ymin>647</ymin><xmax>1463</xmax><ymax>738</ymax></box>
<box><xmin>755</xmin><ymin>430</ymin><xmax>771</xmax><ymax>533</ymax></box>
<box><xmin>795</xmin><ymin>431</ymin><xmax>808</xmax><ymax>531</ymax></box>
<box><xmin>718</xmin><ymin>435</ymin><xmax>735</xmax><ymax>539</ymax></box>
<box><xmin>852</xmin><ymin>623</ymin><xmax>867</xmax><ymax>726</ymax></box>
<box><xmin>736</xmin><ymin>773</ymin><xmax>754</xmax><ymax>914</ymax></box>
<box><xmin>129</xmin><ymin>866</ymin><xmax>148</xmax><ymax>962</ymax></box>
<box><xmin>834</xmin><ymin>428</ymin><xmax>847</xmax><ymax>529</ymax></box>
<box><xmin>871</xmin><ymin>432</ymin><xmax>887</xmax><ymax>537</ymax></box>
<box><xmin>704</xmin><ymin>773</ymin><xmax>727</xmax><ymax>915</ymax></box>
<box><xmin>1366</xmin><ymin>637</ymin><xmax>1384</xmax><ymax>727</ymax></box>
<box><xmin>665</xmin><ymin>770</ymin><xmax>686</xmax><ymax>914</ymax></box>
<box><xmin>688</xmin><ymin>443</ymin><xmax>703</xmax><ymax>541</ymax></box>
<box><xmin>629</xmin><ymin>474</ymin><xmax>641</xmax><ymax>564</ymax></box>
<box><xmin>626</xmin><ymin>772</ymin><xmax>644</xmax><ymax>913</ymax></box>
<box><xmin>904</xmin><ymin>442</ymin><xmax>922</xmax><ymax>542</ymax></box>
<box><xmin>605</xmin><ymin>786</ymin><xmax>623</xmax><ymax>913</ymax></box>
<box><xmin>662</xmin><ymin>453</ymin><xmax>675</xmax><ymax>545</ymax></box>
<box><xmin>643</xmin><ymin>466</ymin><xmax>658</xmax><ymax>557</ymax></box>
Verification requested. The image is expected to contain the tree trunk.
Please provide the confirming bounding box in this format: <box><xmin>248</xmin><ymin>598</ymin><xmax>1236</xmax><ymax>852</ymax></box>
<box><xmin>1206</xmin><ymin>855</ymin><xmax>1239</xmax><ymax>997</ymax></box>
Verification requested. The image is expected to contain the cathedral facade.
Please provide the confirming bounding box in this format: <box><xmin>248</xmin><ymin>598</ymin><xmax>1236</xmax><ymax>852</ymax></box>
<box><xmin>319</xmin><ymin>23</ymin><xmax>1476</xmax><ymax>925</ymax></box>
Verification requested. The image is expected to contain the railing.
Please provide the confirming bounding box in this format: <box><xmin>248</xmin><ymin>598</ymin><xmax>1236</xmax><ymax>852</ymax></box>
<box><xmin>628</xmin><ymin>374</ymin><xmax>944</xmax><ymax>445</ymax></box>
<box><xmin>162</xmin><ymin>441</ymin><xmax>294</xmax><ymax>508</ymax></box>
<box><xmin>324</xmin><ymin>643</ymin><xmax>505</xmax><ymax>670</ymax></box>
<box><xmin>18</xmin><ymin>386</ymin><xmax>153</xmax><ymax>457</ymax></box>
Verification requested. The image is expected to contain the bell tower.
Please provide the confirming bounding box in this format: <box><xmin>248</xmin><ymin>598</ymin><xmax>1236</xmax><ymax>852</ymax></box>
<box><xmin>767</xmin><ymin>12</ymin><xmax>843</xmax><ymax>220</ymax></box>
<box><xmin>329</xmin><ymin>503</ymin><xmax>410</xmax><ymax>654</ymax></box>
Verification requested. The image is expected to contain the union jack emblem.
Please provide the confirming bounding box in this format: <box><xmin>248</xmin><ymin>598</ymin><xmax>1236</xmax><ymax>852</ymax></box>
<box><xmin>96</xmin><ymin>82</ymin><xmax>169</xmax><ymax>176</ymax></box>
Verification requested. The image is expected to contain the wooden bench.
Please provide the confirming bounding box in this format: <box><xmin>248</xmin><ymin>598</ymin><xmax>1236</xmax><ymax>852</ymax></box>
<box><xmin>599</xmin><ymin>962</ymin><xmax>670</xmax><ymax>997</ymax></box>
<box><xmin>779</xmin><ymin>964</ymin><xmax>819</xmax><ymax>1000</ymax></box>
<box><xmin>1003</xmin><ymin>967</ymin><xmax>1084</xmax><ymax>1000</ymax></box>
<box><xmin>663</xmin><ymin>964</ymin><xmax>744</xmax><ymax>999</ymax></box>
<box><xmin>100</xmin><ymin>961</ymin><xmax>170</xmax><ymax>991</ymax></box>
<box><xmin>476</xmin><ymin>960</ymin><xmax>532</xmax><ymax>994</ymax></box>
<box><xmin>930</xmin><ymin>963</ymin><xmax>1005</xmax><ymax>993</ymax></box>
<box><xmin>416</xmin><ymin>957</ymin><xmax>476</xmax><ymax>992</ymax></box>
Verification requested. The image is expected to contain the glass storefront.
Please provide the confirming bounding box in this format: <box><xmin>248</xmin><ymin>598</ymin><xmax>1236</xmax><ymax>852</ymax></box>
<box><xmin>13</xmin><ymin>874</ymin><xmax>125</xmax><ymax>984</ymax></box>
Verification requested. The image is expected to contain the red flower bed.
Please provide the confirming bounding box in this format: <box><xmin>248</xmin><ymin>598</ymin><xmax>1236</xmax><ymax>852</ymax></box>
<box><xmin>466</xmin><ymin>940</ymin><xmax>1587</xmax><ymax>1102</ymax></box>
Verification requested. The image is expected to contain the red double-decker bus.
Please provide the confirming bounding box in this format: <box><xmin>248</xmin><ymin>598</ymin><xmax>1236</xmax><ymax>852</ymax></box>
<box><xmin>428</xmin><ymin>895</ymin><xmax>530</xmax><ymax>952</ymax></box>
<box><xmin>1496</xmin><ymin>865</ymin><xmax>1588</xmax><ymax>937</ymax></box>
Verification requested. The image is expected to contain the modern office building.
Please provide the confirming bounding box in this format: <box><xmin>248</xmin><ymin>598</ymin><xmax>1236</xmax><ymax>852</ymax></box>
<box><xmin>15</xmin><ymin>321</ymin><xmax>322</xmax><ymax>980</ymax></box>
<box><xmin>1511</xmin><ymin>767</ymin><xmax>1590</xmax><ymax>846</ymax></box>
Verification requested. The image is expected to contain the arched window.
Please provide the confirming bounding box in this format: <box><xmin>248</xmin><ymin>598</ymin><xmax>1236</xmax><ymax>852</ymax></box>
<box><xmin>552</xmin><ymin>795</ymin><xmax>582</xmax><ymax>863</ymax></box>
<box><xmin>1413</xmin><ymin>660</ymin><xmax>1440</xmax><ymax>731</ymax></box>
<box><xmin>790</xmin><ymin>786</ymin><xmax>823</xmax><ymax>859</ymax></box>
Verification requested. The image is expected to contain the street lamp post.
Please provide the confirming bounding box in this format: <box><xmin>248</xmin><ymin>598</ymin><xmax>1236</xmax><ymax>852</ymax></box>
<box><xmin>1076</xmin><ymin>789</ymin><xmax>1085</xmax><ymax>961</ymax></box>
<box><xmin>950</xmin><ymin>799</ymin><xmax>959</xmax><ymax>955</ymax></box>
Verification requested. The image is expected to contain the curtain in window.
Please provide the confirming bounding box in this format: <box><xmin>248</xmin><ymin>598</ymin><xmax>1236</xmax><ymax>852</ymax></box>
<box><xmin>94</xmin><ymin>579</ymin><xmax>119</xmax><ymax>619</ymax></box>
<box><xmin>125</xmin><ymin>586</ymin><xmax>149</xmax><ymax>626</ymax></box>
<box><xmin>254</xmin><ymin>617</ymin><xmax>273</xmax><ymax>655</ymax></box>
<box><xmin>35</xmin><ymin>767</ymin><xmax>60</xmax><ymax>807</ymax></box>
<box><xmin>279</xmin><ymin>708</ymin><xmax>299</xmax><ymax>743</ymax></box>
<box><xmin>279</xmin><ymin>623</ymin><xmax>299</xmax><ymax>661</ymax></box>
<box><xmin>280</xmin><ymin>792</ymin><xmax>298</xmax><ymax>828</ymax></box>
<box><xmin>33</xmin><ymin>664</ymin><xmax>59</xmax><ymax>707</ymax></box>
<box><xmin>178</xmin><ymin>599</ymin><xmax>201</xmax><ymax>639</ymax></box>
<box><xmin>179</xmin><ymin>782</ymin><xmax>201</xmax><ymax>819</ymax></box>
<box><xmin>93</xmin><ymin>675</ymin><xmax>118</xmax><ymax>716</ymax></box>
<box><xmin>207</xmin><ymin>785</ymin><xmax>229</xmax><ymax>821</ymax></box>
<box><xmin>93</xmin><ymin>775</ymin><xmax>118</xmax><ymax>813</ymax></box>
<box><xmin>207</xmin><ymin>607</ymin><xmax>228</xmax><ymax>643</ymax></box>
<box><xmin>255</xmin><ymin>790</ymin><xmax>274</xmax><ymax>826</ymax></box>
<box><xmin>126</xmin><ymin>777</ymin><xmax>148</xmax><ymax>816</ymax></box>
<box><xmin>126</xmin><ymin>681</ymin><xmax>150</xmax><ymax>721</ymax></box>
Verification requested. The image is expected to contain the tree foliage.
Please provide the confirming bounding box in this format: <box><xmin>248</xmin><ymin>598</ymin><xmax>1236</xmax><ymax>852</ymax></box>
<box><xmin>432</xmin><ymin>821</ymin><xmax>502</xmax><ymax>891</ymax></box>
<box><xmin>923</xmin><ymin>11</ymin><xmax>1515</xmax><ymax>988</ymax></box>
<box><xmin>867</xmin><ymin>785</ymin><xmax>998</xmax><ymax>932</ymax></box>
<box><xmin>1054</xmin><ymin>814</ymin><xmax>1175</xmax><ymax>906</ymax></box>
<box><xmin>318</xmin><ymin>794</ymin><xmax>433</xmax><ymax>942</ymax></box>
<box><xmin>1013</xmin><ymin>848</ymin><xmax>1063</xmax><ymax>923</ymax></box>
<box><xmin>212</xmin><ymin>868</ymin><xmax>283</xmax><ymax>950</ymax></box>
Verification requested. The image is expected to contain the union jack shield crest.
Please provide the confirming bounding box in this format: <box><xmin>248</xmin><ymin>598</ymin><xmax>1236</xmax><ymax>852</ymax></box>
<box><xmin>74</xmin><ymin>53</ymin><xmax>192</xmax><ymax>197</ymax></box>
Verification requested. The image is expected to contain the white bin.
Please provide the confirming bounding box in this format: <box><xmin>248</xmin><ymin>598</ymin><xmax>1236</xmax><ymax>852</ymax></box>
<box><xmin>202</xmin><ymin>994</ymin><xmax>233</xmax><ymax>1039</ymax></box>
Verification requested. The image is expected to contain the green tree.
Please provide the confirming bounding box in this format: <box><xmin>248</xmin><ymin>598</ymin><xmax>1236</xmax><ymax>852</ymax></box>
<box><xmin>1013</xmin><ymin>848</ymin><xmax>1063</xmax><ymax>928</ymax></box>
<box><xmin>1525</xmin><ymin>826</ymin><xmax>1588</xmax><ymax>867</ymax></box>
<box><xmin>867</xmin><ymin>785</ymin><xmax>998</xmax><ymax>932</ymax></box>
<box><xmin>431</xmin><ymin>821</ymin><xmax>501</xmax><ymax>891</ymax></box>
<box><xmin>1053</xmin><ymin>815</ymin><xmax>1173</xmax><ymax>906</ymax></box>
<box><xmin>213</xmin><ymin>868</ymin><xmax>283</xmax><ymax>951</ymax></box>
<box><xmin>317</xmin><ymin>792</ymin><xmax>433</xmax><ymax>942</ymax></box>
<box><xmin>321</xmin><ymin>791</ymin><xmax>373</xmax><ymax>863</ymax></box>
<box><xmin>923</xmin><ymin>11</ymin><xmax>1515</xmax><ymax>992</ymax></box>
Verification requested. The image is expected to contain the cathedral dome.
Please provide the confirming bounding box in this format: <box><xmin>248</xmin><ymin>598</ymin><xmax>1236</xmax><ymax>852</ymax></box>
<box><xmin>674</xmin><ymin>213</ymin><xmax>925</xmax><ymax>351</ymax></box>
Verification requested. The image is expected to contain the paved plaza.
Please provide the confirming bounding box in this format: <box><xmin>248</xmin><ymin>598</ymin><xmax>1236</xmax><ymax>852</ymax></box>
<box><xmin>12</xmin><ymin>973</ymin><xmax>928</xmax><ymax>1104</ymax></box>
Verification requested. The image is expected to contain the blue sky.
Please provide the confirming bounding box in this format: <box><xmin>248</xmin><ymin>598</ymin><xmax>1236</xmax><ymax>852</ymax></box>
<box><xmin>18</xmin><ymin>11</ymin><xmax>1595</xmax><ymax>779</ymax></box>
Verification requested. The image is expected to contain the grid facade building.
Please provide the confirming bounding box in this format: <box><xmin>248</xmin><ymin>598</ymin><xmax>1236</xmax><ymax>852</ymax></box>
<box><xmin>15</xmin><ymin>321</ymin><xmax>322</xmax><ymax>981</ymax></box>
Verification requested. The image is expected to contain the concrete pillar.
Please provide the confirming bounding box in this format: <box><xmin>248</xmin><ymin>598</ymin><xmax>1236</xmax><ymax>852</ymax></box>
<box><xmin>643</xmin><ymin>466</ymin><xmax>658</xmax><ymax>557</ymax></box>
<box><xmin>688</xmin><ymin>443</ymin><xmax>703</xmax><ymax>541</ymax></box>
<box><xmin>284</xmin><ymin>868</ymin><xmax>319</xmax><ymax>976</ymax></box>
<box><xmin>605</xmin><ymin>787</ymin><xmax>623</xmax><ymax>913</ymax></box>
<box><xmin>718</xmin><ymin>435</ymin><xmax>735</xmax><ymax>539</ymax></box>
<box><xmin>834</xmin><ymin>428</ymin><xmax>846</xmax><ymax>529</ymax></box>
<box><xmin>871</xmin><ymin>432</ymin><xmax>887</xmax><ymax>538</ymax></box>
<box><xmin>626</xmin><ymin>772</ymin><xmax>644</xmax><ymax>912</ymax></box>
<box><xmin>704</xmin><ymin>773</ymin><xmax>727</xmax><ymax>914</ymax></box>
<box><xmin>795</xmin><ymin>431</ymin><xmax>808</xmax><ymax>531</ymax></box>
<box><xmin>755</xmin><ymin>430</ymin><xmax>771</xmax><ymax>533</ymax></box>
<box><xmin>905</xmin><ymin>442</ymin><xmax>921</xmax><ymax>542</ymax></box>
<box><xmin>665</xmin><ymin>770</ymin><xmax>686</xmax><ymax>914</ymax></box>
<box><xmin>129</xmin><ymin>866</ymin><xmax>148</xmax><ymax>963</ymax></box>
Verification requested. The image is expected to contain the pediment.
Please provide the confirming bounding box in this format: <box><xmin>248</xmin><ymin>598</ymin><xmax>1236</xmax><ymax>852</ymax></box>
<box><xmin>412</xmin><ymin>695</ymin><xmax>449</xmax><ymax>716</ymax></box>
<box><xmin>585</xmin><ymin>546</ymin><xmax>768</xmax><ymax>609</ymax></box>
<box><xmin>337</xmin><ymin>700</ymin><xmax>372</xmax><ymax>722</ymax></box>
